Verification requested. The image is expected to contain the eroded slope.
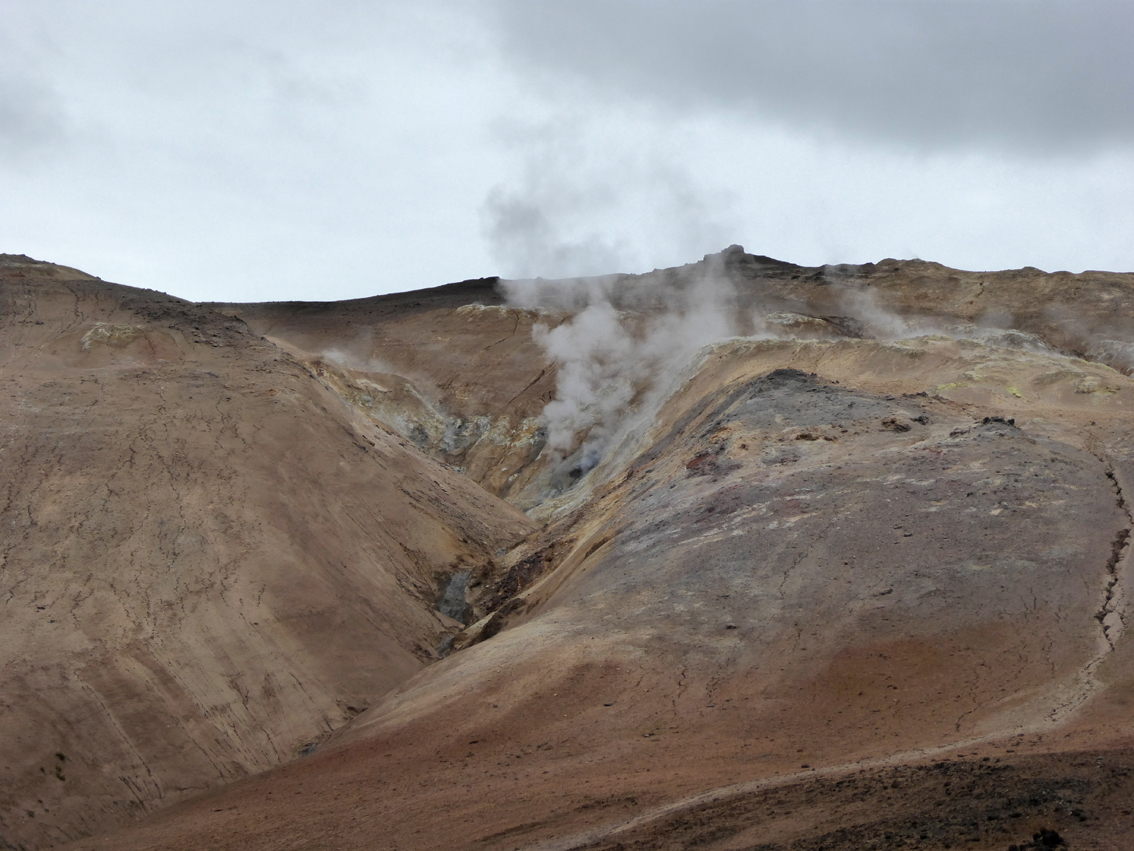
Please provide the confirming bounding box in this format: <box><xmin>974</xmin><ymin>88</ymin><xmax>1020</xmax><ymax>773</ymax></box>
<box><xmin>218</xmin><ymin>248</ymin><xmax>1134</xmax><ymax>514</ymax></box>
<box><xmin>0</xmin><ymin>256</ymin><xmax>535</xmax><ymax>848</ymax></box>
<box><xmin>216</xmin><ymin>280</ymin><xmax>556</xmax><ymax>501</ymax></box>
<box><xmin>66</xmin><ymin>323</ymin><xmax>1134</xmax><ymax>850</ymax></box>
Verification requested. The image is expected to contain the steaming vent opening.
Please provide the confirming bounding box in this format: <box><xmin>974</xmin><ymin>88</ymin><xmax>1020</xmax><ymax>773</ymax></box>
<box><xmin>505</xmin><ymin>245</ymin><xmax>1134</xmax><ymax>506</ymax></box>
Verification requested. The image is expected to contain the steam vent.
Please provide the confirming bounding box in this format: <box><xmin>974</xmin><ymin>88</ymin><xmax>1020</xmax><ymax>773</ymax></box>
<box><xmin>6</xmin><ymin>246</ymin><xmax>1134</xmax><ymax>850</ymax></box>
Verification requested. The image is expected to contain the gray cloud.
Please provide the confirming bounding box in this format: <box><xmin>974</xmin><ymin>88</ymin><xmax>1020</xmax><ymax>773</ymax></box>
<box><xmin>487</xmin><ymin>0</ymin><xmax>1134</xmax><ymax>156</ymax></box>
<box><xmin>0</xmin><ymin>71</ymin><xmax>68</xmax><ymax>162</ymax></box>
<box><xmin>2</xmin><ymin>0</ymin><xmax>1133</xmax><ymax>302</ymax></box>
<box><xmin>0</xmin><ymin>12</ymin><xmax>70</xmax><ymax>164</ymax></box>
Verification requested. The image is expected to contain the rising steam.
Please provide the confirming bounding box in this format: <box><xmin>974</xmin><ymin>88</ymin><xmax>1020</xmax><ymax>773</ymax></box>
<box><xmin>502</xmin><ymin>250</ymin><xmax>750</xmax><ymax>476</ymax></box>
<box><xmin>502</xmin><ymin>246</ymin><xmax>1132</xmax><ymax>487</ymax></box>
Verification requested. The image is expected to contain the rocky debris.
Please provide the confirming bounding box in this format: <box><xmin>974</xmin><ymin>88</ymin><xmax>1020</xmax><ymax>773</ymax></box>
<box><xmin>570</xmin><ymin>752</ymin><xmax>1109</xmax><ymax>850</ymax></box>
<box><xmin>881</xmin><ymin>416</ymin><xmax>912</xmax><ymax>431</ymax></box>
<box><xmin>1010</xmin><ymin>828</ymin><xmax>1067</xmax><ymax>849</ymax></box>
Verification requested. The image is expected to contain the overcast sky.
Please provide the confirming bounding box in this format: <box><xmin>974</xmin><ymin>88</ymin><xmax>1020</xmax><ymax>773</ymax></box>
<box><xmin>2</xmin><ymin>0</ymin><xmax>1133</xmax><ymax>302</ymax></box>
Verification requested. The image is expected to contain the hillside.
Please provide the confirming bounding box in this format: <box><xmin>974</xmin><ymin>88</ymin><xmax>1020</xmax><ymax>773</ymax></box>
<box><xmin>0</xmin><ymin>255</ymin><xmax>534</xmax><ymax>848</ymax></box>
<box><xmin>4</xmin><ymin>248</ymin><xmax>1134</xmax><ymax>849</ymax></box>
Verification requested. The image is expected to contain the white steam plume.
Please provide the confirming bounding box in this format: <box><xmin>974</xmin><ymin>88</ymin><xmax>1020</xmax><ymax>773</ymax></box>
<box><xmin>481</xmin><ymin>114</ymin><xmax>735</xmax><ymax>281</ymax></box>
<box><xmin>503</xmin><ymin>252</ymin><xmax>747</xmax><ymax>475</ymax></box>
<box><xmin>506</xmin><ymin>249</ymin><xmax>1117</xmax><ymax>488</ymax></box>
<box><xmin>833</xmin><ymin>277</ymin><xmax>916</xmax><ymax>340</ymax></box>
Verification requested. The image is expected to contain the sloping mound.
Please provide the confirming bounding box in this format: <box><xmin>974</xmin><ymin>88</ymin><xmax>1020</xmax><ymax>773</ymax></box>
<box><xmin>60</xmin><ymin>332</ymin><xmax>1134</xmax><ymax>851</ymax></box>
<box><xmin>9</xmin><ymin>248</ymin><xmax>1134</xmax><ymax>851</ymax></box>
<box><xmin>0</xmin><ymin>259</ymin><xmax>534</xmax><ymax>848</ymax></box>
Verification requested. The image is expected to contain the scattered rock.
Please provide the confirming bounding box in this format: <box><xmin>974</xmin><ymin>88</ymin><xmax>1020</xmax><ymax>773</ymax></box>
<box><xmin>882</xmin><ymin>417</ymin><xmax>912</xmax><ymax>432</ymax></box>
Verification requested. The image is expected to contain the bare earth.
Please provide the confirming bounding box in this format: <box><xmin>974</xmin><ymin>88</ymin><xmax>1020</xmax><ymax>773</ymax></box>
<box><xmin>5</xmin><ymin>248</ymin><xmax>1134</xmax><ymax>850</ymax></box>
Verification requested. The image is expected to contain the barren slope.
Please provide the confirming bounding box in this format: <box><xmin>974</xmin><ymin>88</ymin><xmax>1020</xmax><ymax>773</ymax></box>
<box><xmin>217</xmin><ymin>248</ymin><xmax>1134</xmax><ymax>508</ymax></box>
<box><xmin>214</xmin><ymin>279</ymin><xmax>556</xmax><ymax>501</ymax></box>
<box><xmin>0</xmin><ymin>255</ymin><xmax>534</xmax><ymax>848</ymax></box>
<box><xmin>51</xmin><ymin>250</ymin><xmax>1134</xmax><ymax>851</ymax></box>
